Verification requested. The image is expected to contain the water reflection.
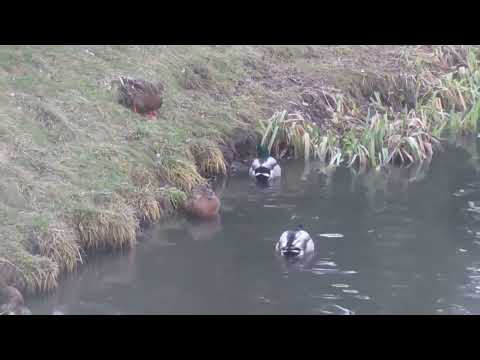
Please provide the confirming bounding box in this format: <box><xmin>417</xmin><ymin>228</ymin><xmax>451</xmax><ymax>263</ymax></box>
<box><xmin>276</xmin><ymin>251</ymin><xmax>316</xmax><ymax>272</ymax></box>
<box><xmin>41</xmin><ymin>249</ymin><xmax>137</xmax><ymax>315</ymax></box>
<box><xmin>186</xmin><ymin>216</ymin><xmax>222</xmax><ymax>242</ymax></box>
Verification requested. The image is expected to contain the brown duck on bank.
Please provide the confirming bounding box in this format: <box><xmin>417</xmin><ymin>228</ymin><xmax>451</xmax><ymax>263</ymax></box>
<box><xmin>112</xmin><ymin>76</ymin><xmax>164</xmax><ymax>119</ymax></box>
<box><xmin>184</xmin><ymin>184</ymin><xmax>221</xmax><ymax>220</ymax></box>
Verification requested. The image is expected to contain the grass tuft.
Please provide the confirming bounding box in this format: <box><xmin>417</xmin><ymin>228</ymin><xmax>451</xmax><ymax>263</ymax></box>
<box><xmin>189</xmin><ymin>139</ymin><xmax>227</xmax><ymax>176</ymax></box>
<box><xmin>73</xmin><ymin>194</ymin><xmax>138</xmax><ymax>250</ymax></box>
<box><xmin>156</xmin><ymin>154</ymin><xmax>206</xmax><ymax>192</ymax></box>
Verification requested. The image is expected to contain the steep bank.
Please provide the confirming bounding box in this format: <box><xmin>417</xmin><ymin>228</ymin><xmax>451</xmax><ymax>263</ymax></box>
<box><xmin>0</xmin><ymin>45</ymin><xmax>476</xmax><ymax>296</ymax></box>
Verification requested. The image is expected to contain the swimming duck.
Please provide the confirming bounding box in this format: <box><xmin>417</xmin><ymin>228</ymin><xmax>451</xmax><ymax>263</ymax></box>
<box><xmin>275</xmin><ymin>225</ymin><xmax>314</xmax><ymax>258</ymax></box>
<box><xmin>249</xmin><ymin>144</ymin><xmax>281</xmax><ymax>182</ymax></box>
<box><xmin>184</xmin><ymin>184</ymin><xmax>221</xmax><ymax>220</ymax></box>
<box><xmin>113</xmin><ymin>76</ymin><xmax>164</xmax><ymax>119</ymax></box>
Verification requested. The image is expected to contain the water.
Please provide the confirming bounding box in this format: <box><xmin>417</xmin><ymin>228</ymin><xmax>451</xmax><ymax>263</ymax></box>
<box><xmin>28</xmin><ymin>143</ymin><xmax>480</xmax><ymax>314</ymax></box>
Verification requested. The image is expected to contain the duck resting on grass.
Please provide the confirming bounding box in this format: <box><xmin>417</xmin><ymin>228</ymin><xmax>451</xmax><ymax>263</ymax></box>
<box><xmin>275</xmin><ymin>225</ymin><xmax>314</xmax><ymax>258</ymax></box>
<box><xmin>249</xmin><ymin>144</ymin><xmax>281</xmax><ymax>183</ymax></box>
<box><xmin>113</xmin><ymin>76</ymin><xmax>164</xmax><ymax>119</ymax></box>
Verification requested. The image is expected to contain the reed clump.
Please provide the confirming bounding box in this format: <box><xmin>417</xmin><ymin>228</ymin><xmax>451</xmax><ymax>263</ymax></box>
<box><xmin>258</xmin><ymin>46</ymin><xmax>480</xmax><ymax>169</ymax></box>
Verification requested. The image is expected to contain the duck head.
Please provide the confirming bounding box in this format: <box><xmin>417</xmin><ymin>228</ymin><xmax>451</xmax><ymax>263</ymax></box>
<box><xmin>256</xmin><ymin>143</ymin><xmax>270</xmax><ymax>160</ymax></box>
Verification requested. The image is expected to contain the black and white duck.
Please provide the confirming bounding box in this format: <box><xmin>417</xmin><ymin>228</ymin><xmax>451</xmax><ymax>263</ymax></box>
<box><xmin>249</xmin><ymin>144</ymin><xmax>281</xmax><ymax>183</ymax></box>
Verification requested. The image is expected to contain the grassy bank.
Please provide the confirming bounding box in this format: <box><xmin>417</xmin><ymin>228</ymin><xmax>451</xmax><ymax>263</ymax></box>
<box><xmin>258</xmin><ymin>46</ymin><xmax>480</xmax><ymax>170</ymax></box>
<box><xmin>0</xmin><ymin>45</ymin><xmax>477</xmax><ymax>295</ymax></box>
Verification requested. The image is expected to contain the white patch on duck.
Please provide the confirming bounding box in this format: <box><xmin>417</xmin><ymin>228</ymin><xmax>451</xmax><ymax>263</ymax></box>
<box><xmin>275</xmin><ymin>226</ymin><xmax>314</xmax><ymax>258</ymax></box>
<box><xmin>249</xmin><ymin>156</ymin><xmax>281</xmax><ymax>182</ymax></box>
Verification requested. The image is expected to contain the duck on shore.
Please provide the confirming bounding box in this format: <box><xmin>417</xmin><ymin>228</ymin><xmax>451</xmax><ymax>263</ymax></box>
<box><xmin>112</xmin><ymin>76</ymin><xmax>164</xmax><ymax>119</ymax></box>
<box><xmin>249</xmin><ymin>144</ymin><xmax>281</xmax><ymax>183</ymax></box>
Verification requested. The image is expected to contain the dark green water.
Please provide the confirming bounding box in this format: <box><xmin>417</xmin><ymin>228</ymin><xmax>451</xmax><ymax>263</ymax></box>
<box><xmin>28</xmin><ymin>142</ymin><xmax>480</xmax><ymax>314</ymax></box>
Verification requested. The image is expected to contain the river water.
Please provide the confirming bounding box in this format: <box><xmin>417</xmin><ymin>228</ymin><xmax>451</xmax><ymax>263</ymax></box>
<box><xmin>28</xmin><ymin>141</ymin><xmax>480</xmax><ymax>314</ymax></box>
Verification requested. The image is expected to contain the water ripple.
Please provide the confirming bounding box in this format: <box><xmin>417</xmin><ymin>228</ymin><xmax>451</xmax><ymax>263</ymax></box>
<box><xmin>342</xmin><ymin>289</ymin><xmax>359</xmax><ymax>294</ymax></box>
<box><xmin>331</xmin><ymin>283</ymin><xmax>350</xmax><ymax>288</ymax></box>
<box><xmin>313</xmin><ymin>304</ymin><xmax>355</xmax><ymax>315</ymax></box>
<box><xmin>318</xmin><ymin>233</ymin><xmax>344</xmax><ymax>238</ymax></box>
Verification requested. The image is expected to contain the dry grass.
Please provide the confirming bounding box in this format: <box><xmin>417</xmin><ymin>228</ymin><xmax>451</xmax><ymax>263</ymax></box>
<box><xmin>189</xmin><ymin>139</ymin><xmax>227</xmax><ymax>176</ymax></box>
<box><xmin>0</xmin><ymin>238</ymin><xmax>59</xmax><ymax>294</ymax></box>
<box><xmin>73</xmin><ymin>194</ymin><xmax>139</xmax><ymax>250</ymax></box>
<box><xmin>120</xmin><ymin>185</ymin><xmax>187</xmax><ymax>224</ymax></box>
<box><xmin>157</xmin><ymin>186</ymin><xmax>188</xmax><ymax>214</ymax></box>
<box><xmin>128</xmin><ymin>189</ymin><xmax>162</xmax><ymax>224</ymax></box>
<box><xmin>31</xmin><ymin>221</ymin><xmax>83</xmax><ymax>273</ymax></box>
<box><xmin>157</xmin><ymin>155</ymin><xmax>206</xmax><ymax>192</ymax></box>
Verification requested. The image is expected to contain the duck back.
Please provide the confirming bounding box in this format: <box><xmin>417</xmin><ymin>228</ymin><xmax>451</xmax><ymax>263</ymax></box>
<box><xmin>116</xmin><ymin>77</ymin><xmax>164</xmax><ymax>114</ymax></box>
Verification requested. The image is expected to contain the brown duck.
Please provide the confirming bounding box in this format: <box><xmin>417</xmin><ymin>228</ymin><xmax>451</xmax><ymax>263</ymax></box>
<box><xmin>184</xmin><ymin>184</ymin><xmax>221</xmax><ymax>220</ymax></box>
<box><xmin>113</xmin><ymin>76</ymin><xmax>164</xmax><ymax>119</ymax></box>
